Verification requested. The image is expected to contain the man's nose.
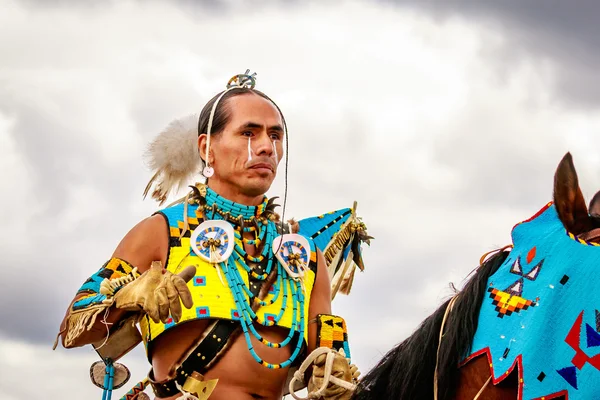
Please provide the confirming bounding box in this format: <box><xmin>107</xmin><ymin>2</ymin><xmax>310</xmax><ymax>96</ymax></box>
<box><xmin>254</xmin><ymin>132</ymin><xmax>274</xmax><ymax>156</ymax></box>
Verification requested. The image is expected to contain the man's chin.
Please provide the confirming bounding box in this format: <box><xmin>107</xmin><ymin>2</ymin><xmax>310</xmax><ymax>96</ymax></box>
<box><xmin>240</xmin><ymin>177</ymin><xmax>275</xmax><ymax>197</ymax></box>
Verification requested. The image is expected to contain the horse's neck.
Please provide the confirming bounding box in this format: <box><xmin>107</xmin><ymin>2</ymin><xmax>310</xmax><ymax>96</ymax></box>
<box><xmin>577</xmin><ymin>227</ymin><xmax>600</xmax><ymax>243</ymax></box>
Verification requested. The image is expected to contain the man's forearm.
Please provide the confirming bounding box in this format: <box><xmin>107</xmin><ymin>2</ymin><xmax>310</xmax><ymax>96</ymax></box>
<box><xmin>60</xmin><ymin>301</ymin><xmax>132</xmax><ymax>348</ymax></box>
<box><xmin>55</xmin><ymin>258</ymin><xmax>139</xmax><ymax>349</ymax></box>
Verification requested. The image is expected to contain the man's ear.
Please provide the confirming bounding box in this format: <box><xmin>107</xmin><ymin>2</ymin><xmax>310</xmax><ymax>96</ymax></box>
<box><xmin>197</xmin><ymin>134</ymin><xmax>213</xmax><ymax>164</ymax></box>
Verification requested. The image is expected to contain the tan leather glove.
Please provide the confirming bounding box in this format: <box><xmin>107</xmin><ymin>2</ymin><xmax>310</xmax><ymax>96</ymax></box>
<box><xmin>113</xmin><ymin>261</ymin><xmax>195</xmax><ymax>324</ymax></box>
<box><xmin>308</xmin><ymin>349</ymin><xmax>358</xmax><ymax>400</ymax></box>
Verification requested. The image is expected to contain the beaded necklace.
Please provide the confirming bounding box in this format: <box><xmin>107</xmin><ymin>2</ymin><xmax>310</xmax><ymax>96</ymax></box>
<box><xmin>195</xmin><ymin>186</ymin><xmax>306</xmax><ymax>369</ymax></box>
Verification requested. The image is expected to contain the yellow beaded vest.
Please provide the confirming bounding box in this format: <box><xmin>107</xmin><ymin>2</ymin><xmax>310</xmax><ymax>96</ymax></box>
<box><xmin>139</xmin><ymin>201</ymin><xmax>318</xmax><ymax>357</ymax></box>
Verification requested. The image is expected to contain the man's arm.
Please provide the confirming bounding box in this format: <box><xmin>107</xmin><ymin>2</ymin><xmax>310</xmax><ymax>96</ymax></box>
<box><xmin>112</xmin><ymin>214</ymin><xmax>169</xmax><ymax>270</ymax></box>
<box><xmin>58</xmin><ymin>214</ymin><xmax>169</xmax><ymax>348</ymax></box>
<box><xmin>307</xmin><ymin>249</ymin><xmax>332</xmax><ymax>354</ymax></box>
<box><xmin>300</xmin><ymin>249</ymin><xmax>359</xmax><ymax>400</ymax></box>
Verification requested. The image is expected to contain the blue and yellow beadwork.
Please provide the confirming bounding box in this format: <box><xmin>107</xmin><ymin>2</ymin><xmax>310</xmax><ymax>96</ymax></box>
<box><xmin>61</xmin><ymin>258</ymin><xmax>137</xmax><ymax>348</ymax></box>
<box><xmin>316</xmin><ymin>314</ymin><xmax>352</xmax><ymax>362</ymax></box>
<box><xmin>139</xmin><ymin>186</ymin><xmax>318</xmax><ymax>369</ymax></box>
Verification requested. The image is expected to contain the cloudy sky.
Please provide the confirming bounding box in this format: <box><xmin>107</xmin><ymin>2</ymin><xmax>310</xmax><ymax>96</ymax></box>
<box><xmin>2</xmin><ymin>0</ymin><xmax>600</xmax><ymax>398</ymax></box>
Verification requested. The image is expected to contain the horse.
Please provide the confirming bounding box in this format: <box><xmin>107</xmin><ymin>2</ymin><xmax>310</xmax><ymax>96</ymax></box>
<box><xmin>353</xmin><ymin>153</ymin><xmax>600</xmax><ymax>400</ymax></box>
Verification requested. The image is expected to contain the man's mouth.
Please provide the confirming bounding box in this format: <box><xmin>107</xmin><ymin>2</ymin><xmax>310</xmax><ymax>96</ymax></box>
<box><xmin>249</xmin><ymin>162</ymin><xmax>275</xmax><ymax>173</ymax></box>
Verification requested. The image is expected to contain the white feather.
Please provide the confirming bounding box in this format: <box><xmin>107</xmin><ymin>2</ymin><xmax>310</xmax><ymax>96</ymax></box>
<box><xmin>143</xmin><ymin>114</ymin><xmax>202</xmax><ymax>204</ymax></box>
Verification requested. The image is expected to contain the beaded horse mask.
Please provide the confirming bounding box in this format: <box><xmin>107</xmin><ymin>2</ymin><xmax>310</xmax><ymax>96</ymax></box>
<box><xmin>465</xmin><ymin>153</ymin><xmax>600</xmax><ymax>399</ymax></box>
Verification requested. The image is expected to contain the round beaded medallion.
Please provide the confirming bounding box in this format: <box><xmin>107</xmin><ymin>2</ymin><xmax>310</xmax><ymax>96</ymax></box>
<box><xmin>190</xmin><ymin>220</ymin><xmax>234</xmax><ymax>264</ymax></box>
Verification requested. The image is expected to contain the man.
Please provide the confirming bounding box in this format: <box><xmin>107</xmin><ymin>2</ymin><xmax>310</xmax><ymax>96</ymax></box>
<box><xmin>56</xmin><ymin>72</ymin><xmax>369</xmax><ymax>400</ymax></box>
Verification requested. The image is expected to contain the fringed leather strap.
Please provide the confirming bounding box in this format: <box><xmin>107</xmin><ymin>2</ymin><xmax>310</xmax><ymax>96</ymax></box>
<box><xmin>433</xmin><ymin>295</ymin><xmax>493</xmax><ymax>400</ymax></box>
<box><xmin>473</xmin><ymin>375</ymin><xmax>492</xmax><ymax>400</ymax></box>
<box><xmin>433</xmin><ymin>295</ymin><xmax>459</xmax><ymax>400</ymax></box>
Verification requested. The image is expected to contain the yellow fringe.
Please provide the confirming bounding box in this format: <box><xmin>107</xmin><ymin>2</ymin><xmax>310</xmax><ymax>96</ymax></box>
<box><xmin>323</xmin><ymin>222</ymin><xmax>353</xmax><ymax>266</ymax></box>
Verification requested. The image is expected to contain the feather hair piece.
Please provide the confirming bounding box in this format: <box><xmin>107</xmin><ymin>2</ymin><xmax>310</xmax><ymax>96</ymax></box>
<box><xmin>143</xmin><ymin>114</ymin><xmax>203</xmax><ymax>205</ymax></box>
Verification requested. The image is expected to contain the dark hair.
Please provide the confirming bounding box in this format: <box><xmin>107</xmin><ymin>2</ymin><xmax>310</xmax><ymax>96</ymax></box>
<box><xmin>197</xmin><ymin>87</ymin><xmax>287</xmax><ymax>138</ymax></box>
<box><xmin>353</xmin><ymin>249</ymin><xmax>511</xmax><ymax>400</ymax></box>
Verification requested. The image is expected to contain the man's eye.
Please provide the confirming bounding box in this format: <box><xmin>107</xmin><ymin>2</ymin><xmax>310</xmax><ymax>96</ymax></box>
<box><xmin>270</xmin><ymin>133</ymin><xmax>281</xmax><ymax>140</ymax></box>
<box><xmin>241</xmin><ymin>131</ymin><xmax>253</xmax><ymax>137</ymax></box>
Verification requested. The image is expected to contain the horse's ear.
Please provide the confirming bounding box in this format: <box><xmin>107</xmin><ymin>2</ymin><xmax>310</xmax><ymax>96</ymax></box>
<box><xmin>554</xmin><ymin>152</ymin><xmax>594</xmax><ymax>234</ymax></box>
<box><xmin>589</xmin><ymin>190</ymin><xmax>600</xmax><ymax>218</ymax></box>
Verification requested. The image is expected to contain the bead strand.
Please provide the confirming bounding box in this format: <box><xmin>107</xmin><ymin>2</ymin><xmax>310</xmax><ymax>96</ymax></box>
<box><xmin>197</xmin><ymin>185</ymin><xmax>306</xmax><ymax>369</ymax></box>
<box><xmin>221</xmin><ymin>258</ymin><xmax>306</xmax><ymax>368</ymax></box>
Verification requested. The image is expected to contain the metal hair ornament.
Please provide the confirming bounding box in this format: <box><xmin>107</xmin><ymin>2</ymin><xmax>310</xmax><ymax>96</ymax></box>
<box><xmin>227</xmin><ymin>70</ymin><xmax>257</xmax><ymax>89</ymax></box>
<box><xmin>203</xmin><ymin>69</ymin><xmax>258</xmax><ymax>178</ymax></box>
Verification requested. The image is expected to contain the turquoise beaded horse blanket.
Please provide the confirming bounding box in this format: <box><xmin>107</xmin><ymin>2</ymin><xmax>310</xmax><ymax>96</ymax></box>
<box><xmin>464</xmin><ymin>203</ymin><xmax>600</xmax><ymax>399</ymax></box>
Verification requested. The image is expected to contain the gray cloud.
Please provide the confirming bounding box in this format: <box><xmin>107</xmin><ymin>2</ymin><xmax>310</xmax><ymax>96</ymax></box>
<box><xmin>386</xmin><ymin>0</ymin><xmax>600</xmax><ymax>108</ymax></box>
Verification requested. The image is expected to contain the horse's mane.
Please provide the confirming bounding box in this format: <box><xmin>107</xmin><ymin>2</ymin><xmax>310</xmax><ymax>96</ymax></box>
<box><xmin>353</xmin><ymin>249</ymin><xmax>510</xmax><ymax>400</ymax></box>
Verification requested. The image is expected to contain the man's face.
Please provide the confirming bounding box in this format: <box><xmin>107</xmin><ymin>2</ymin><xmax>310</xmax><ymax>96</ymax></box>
<box><xmin>201</xmin><ymin>93</ymin><xmax>285</xmax><ymax>198</ymax></box>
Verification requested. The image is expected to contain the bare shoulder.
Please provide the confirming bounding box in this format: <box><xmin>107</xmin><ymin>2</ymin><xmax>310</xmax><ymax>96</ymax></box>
<box><xmin>112</xmin><ymin>213</ymin><xmax>169</xmax><ymax>273</ymax></box>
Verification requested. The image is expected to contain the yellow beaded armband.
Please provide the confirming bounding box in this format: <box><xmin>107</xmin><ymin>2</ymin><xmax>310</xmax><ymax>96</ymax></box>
<box><xmin>316</xmin><ymin>314</ymin><xmax>351</xmax><ymax>362</ymax></box>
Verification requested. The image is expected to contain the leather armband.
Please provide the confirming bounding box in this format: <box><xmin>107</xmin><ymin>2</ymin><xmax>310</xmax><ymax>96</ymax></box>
<box><xmin>56</xmin><ymin>258</ymin><xmax>140</xmax><ymax>349</ymax></box>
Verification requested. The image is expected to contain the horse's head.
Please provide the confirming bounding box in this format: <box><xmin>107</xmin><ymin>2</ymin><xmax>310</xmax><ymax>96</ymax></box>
<box><xmin>355</xmin><ymin>152</ymin><xmax>600</xmax><ymax>400</ymax></box>
<box><xmin>553</xmin><ymin>152</ymin><xmax>600</xmax><ymax>243</ymax></box>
